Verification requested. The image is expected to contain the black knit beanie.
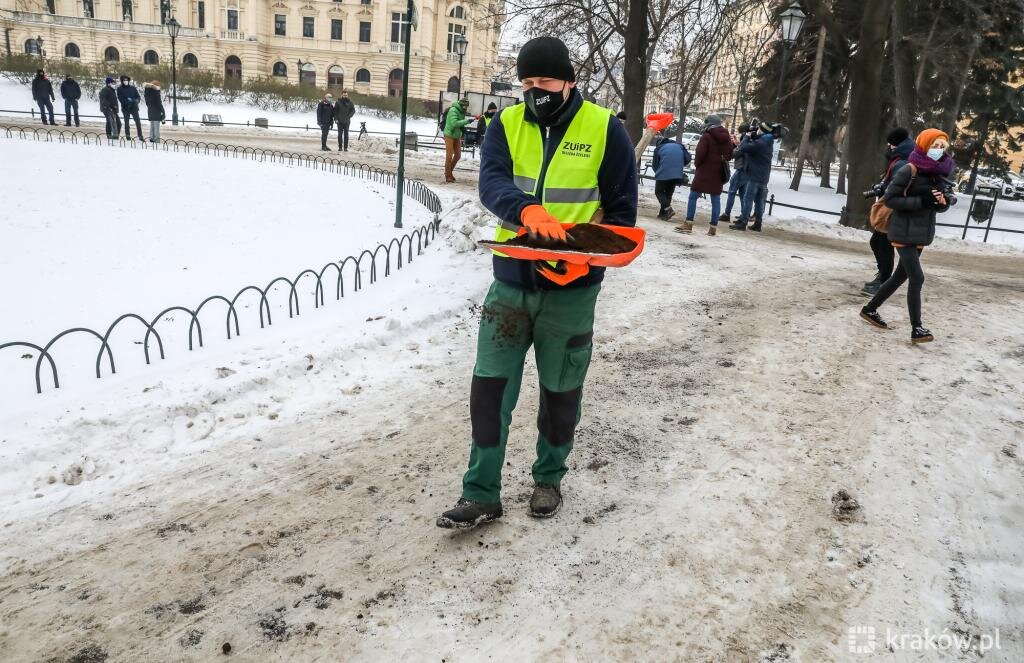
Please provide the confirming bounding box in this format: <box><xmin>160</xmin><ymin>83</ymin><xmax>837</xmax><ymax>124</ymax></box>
<box><xmin>886</xmin><ymin>127</ymin><xmax>910</xmax><ymax>145</ymax></box>
<box><xmin>516</xmin><ymin>37</ymin><xmax>575</xmax><ymax>82</ymax></box>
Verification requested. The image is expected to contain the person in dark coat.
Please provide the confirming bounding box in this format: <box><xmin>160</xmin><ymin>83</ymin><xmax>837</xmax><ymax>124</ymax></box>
<box><xmin>720</xmin><ymin>122</ymin><xmax>752</xmax><ymax>223</ymax></box>
<box><xmin>31</xmin><ymin>70</ymin><xmax>56</xmax><ymax>125</ymax></box>
<box><xmin>478</xmin><ymin>101</ymin><xmax>498</xmax><ymax>144</ymax></box>
<box><xmin>862</xmin><ymin>127</ymin><xmax>915</xmax><ymax>295</ymax></box>
<box><xmin>651</xmin><ymin>135</ymin><xmax>689</xmax><ymax>220</ymax></box>
<box><xmin>729</xmin><ymin>121</ymin><xmax>778</xmax><ymax>231</ymax></box>
<box><xmin>317</xmin><ymin>93</ymin><xmax>335</xmax><ymax>151</ymax></box>
<box><xmin>860</xmin><ymin>128</ymin><xmax>956</xmax><ymax>344</ymax></box>
<box><xmin>143</xmin><ymin>81</ymin><xmax>166</xmax><ymax>143</ymax></box>
<box><xmin>333</xmin><ymin>91</ymin><xmax>355</xmax><ymax>151</ymax></box>
<box><xmin>59</xmin><ymin>74</ymin><xmax>81</xmax><ymax>127</ymax></box>
<box><xmin>677</xmin><ymin>115</ymin><xmax>733</xmax><ymax>235</ymax></box>
<box><xmin>116</xmin><ymin>75</ymin><xmax>144</xmax><ymax>140</ymax></box>
<box><xmin>99</xmin><ymin>76</ymin><xmax>121</xmax><ymax>138</ymax></box>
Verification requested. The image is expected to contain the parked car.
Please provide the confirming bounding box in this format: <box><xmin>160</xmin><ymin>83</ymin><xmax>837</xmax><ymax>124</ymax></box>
<box><xmin>956</xmin><ymin>169</ymin><xmax>1009</xmax><ymax>196</ymax></box>
<box><xmin>680</xmin><ymin>132</ymin><xmax>700</xmax><ymax>152</ymax></box>
<box><xmin>1005</xmin><ymin>173</ymin><xmax>1024</xmax><ymax>200</ymax></box>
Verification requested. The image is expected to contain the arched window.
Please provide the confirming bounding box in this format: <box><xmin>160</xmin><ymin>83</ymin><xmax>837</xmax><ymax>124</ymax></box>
<box><xmin>355</xmin><ymin>68</ymin><xmax>370</xmax><ymax>83</ymax></box>
<box><xmin>24</xmin><ymin>39</ymin><xmax>40</xmax><ymax>55</ymax></box>
<box><xmin>104</xmin><ymin>46</ymin><xmax>120</xmax><ymax>62</ymax></box>
<box><xmin>143</xmin><ymin>49</ymin><xmax>159</xmax><ymax>65</ymax></box>
<box><xmin>299</xmin><ymin>61</ymin><xmax>316</xmax><ymax>86</ymax></box>
<box><xmin>64</xmin><ymin>42</ymin><xmax>80</xmax><ymax>58</ymax></box>
<box><xmin>327</xmin><ymin>65</ymin><xmax>344</xmax><ymax>89</ymax></box>
<box><xmin>225</xmin><ymin>55</ymin><xmax>242</xmax><ymax>79</ymax></box>
<box><xmin>387</xmin><ymin>68</ymin><xmax>403</xmax><ymax>96</ymax></box>
<box><xmin>272</xmin><ymin>61</ymin><xmax>287</xmax><ymax>77</ymax></box>
<box><xmin>446</xmin><ymin>76</ymin><xmax>460</xmax><ymax>93</ymax></box>
<box><xmin>448</xmin><ymin>5</ymin><xmax>465</xmax><ymax>18</ymax></box>
<box><xmin>182</xmin><ymin>53</ymin><xmax>198</xmax><ymax>68</ymax></box>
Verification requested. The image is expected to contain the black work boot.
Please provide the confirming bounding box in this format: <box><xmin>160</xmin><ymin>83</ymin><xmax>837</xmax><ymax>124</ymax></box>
<box><xmin>436</xmin><ymin>498</ymin><xmax>502</xmax><ymax>530</ymax></box>
<box><xmin>528</xmin><ymin>483</ymin><xmax>562</xmax><ymax>518</ymax></box>
<box><xmin>718</xmin><ymin>213</ymin><xmax>730</xmax><ymax>223</ymax></box>
<box><xmin>749</xmin><ymin>221</ymin><xmax>762</xmax><ymax>232</ymax></box>
<box><xmin>911</xmin><ymin>326</ymin><xmax>934</xmax><ymax>344</ymax></box>
<box><xmin>863</xmin><ymin>272</ymin><xmax>882</xmax><ymax>289</ymax></box>
<box><xmin>859</xmin><ymin>307</ymin><xmax>888</xmax><ymax>329</ymax></box>
<box><xmin>729</xmin><ymin>219</ymin><xmax>748</xmax><ymax>231</ymax></box>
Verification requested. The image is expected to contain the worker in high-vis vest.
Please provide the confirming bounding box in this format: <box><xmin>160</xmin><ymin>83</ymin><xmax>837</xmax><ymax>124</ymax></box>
<box><xmin>478</xmin><ymin>101</ymin><xmax>498</xmax><ymax>144</ymax></box>
<box><xmin>437</xmin><ymin>36</ymin><xmax>638</xmax><ymax>530</ymax></box>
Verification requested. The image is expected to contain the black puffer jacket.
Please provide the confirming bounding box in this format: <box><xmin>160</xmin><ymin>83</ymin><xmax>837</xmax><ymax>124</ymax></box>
<box><xmin>884</xmin><ymin>163</ymin><xmax>956</xmax><ymax>246</ymax></box>
<box><xmin>316</xmin><ymin>100</ymin><xmax>334</xmax><ymax>127</ymax></box>
<box><xmin>143</xmin><ymin>84</ymin><xmax>165</xmax><ymax>121</ymax></box>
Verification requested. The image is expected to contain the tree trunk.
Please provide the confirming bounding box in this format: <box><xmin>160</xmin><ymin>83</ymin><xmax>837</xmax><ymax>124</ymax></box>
<box><xmin>890</xmin><ymin>0</ymin><xmax>916</xmax><ymax>128</ymax></box>
<box><xmin>789</xmin><ymin>25</ymin><xmax>827</xmax><ymax>191</ymax></box>
<box><xmin>842</xmin><ymin>0</ymin><xmax>893</xmax><ymax>229</ymax></box>
<box><xmin>942</xmin><ymin>35</ymin><xmax>980</xmax><ymax>137</ymax></box>
<box><xmin>913</xmin><ymin>14</ymin><xmax>940</xmax><ymax>93</ymax></box>
<box><xmin>622</xmin><ymin>0</ymin><xmax>651</xmax><ymax>144</ymax></box>
<box><xmin>837</xmin><ymin>126</ymin><xmax>849</xmax><ymax>195</ymax></box>
<box><xmin>819</xmin><ymin>137</ymin><xmax>834</xmax><ymax>188</ymax></box>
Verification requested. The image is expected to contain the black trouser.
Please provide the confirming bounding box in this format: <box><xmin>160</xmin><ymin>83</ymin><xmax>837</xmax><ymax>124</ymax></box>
<box><xmin>655</xmin><ymin>179</ymin><xmax>681</xmax><ymax>213</ymax></box>
<box><xmin>36</xmin><ymin>99</ymin><xmax>55</xmax><ymax>124</ymax></box>
<box><xmin>869</xmin><ymin>230</ymin><xmax>895</xmax><ymax>280</ymax></box>
<box><xmin>320</xmin><ymin>124</ymin><xmax>332</xmax><ymax>148</ymax></box>
<box><xmin>123</xmin><ymin>107</ymin><xmax>143</xmax><ymax>139</ymax></box>
<box><xmin>64</xmin><ymin>99</ymin><xmax>80</xmax><ymax>126</ymax></box>
<box><xmin>337</xmin><ymin>121</ymin><xmax>350</xmax><ymax>150</ymax></box>
<box><xmin>866</xmin><ymin>245</ymin><xmax>925</xmax><ymax>327</ymax></box>
<box><xmin>103</xmin><ymin>109</ymin><xmax>121</xmax><ymax>138</ymax></box>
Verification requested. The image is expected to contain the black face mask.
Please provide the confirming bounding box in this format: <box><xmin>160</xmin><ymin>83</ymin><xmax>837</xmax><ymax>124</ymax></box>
<box><xmin>524</xmin><ymin>84</ymin><xmax>568</xmax><ymax>124</ymax></box>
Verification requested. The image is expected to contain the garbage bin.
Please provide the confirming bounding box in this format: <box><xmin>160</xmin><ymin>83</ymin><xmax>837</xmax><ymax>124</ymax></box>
<box><xmin>970</xmin><ymin>196</ymin><xmax>995</xmax><ymax>223</ymax></box>
<box><xmin>404</xmin><ymin>131</ymin><xmax>418</xmax><ymax>152</ymax></box>
<box><xmin>254</xmin><ymin>117</ymin><xmax>269</xmax><ymax>129</ymax></box>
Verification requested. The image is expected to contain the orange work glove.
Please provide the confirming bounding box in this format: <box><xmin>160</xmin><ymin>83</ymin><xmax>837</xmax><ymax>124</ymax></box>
<box><xmin>520</xmin><ymin>204</ymin><xmax>568</xmax><ymax>242</ymax></box>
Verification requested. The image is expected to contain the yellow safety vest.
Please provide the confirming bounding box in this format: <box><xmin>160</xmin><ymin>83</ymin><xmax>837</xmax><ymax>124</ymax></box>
<box><xmin>483</xmin><ymin>114</ymin><xmax>493</xmax><ymax>128</ymax></box>
<box><xmin>493</xmin><ymin>100</ymin><xmax>612</xmax><ymax>247</ymax></box>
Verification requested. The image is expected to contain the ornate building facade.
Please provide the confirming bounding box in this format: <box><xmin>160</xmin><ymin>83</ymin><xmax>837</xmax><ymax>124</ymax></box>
<box><xmin>1</xmin><ymin>0</ymin><xmax>501</xmax><ymax>99</ymax></box>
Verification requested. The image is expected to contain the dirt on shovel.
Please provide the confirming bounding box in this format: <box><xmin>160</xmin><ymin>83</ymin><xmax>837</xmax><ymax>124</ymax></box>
<box><xmin>504</xmin><ymin>224</ymin><xmax>636</xmax><ymax>255</ymax></box>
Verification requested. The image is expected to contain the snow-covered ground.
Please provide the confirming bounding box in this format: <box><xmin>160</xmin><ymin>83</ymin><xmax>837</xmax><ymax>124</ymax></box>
<box><xmin>1</xmin><ymin>121</ymin><xmax>1022</xmax><ymax>662</ymax></box>
<box><xmin>0</xmin><ymin>77</ymin><xmax>441</xmax><ymax>138</ymax></box>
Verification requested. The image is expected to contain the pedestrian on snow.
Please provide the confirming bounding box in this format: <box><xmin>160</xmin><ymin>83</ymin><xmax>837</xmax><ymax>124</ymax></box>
<box><xmin>143</xmin><ymin>81</ymin><xmax>166</xmax><ymax>143</ymax></box>
<box><xmin>99</xmin><ymin>76</ymin><xmax>121</xmax><ymax>138</ymax></box>
<box><xmin>677</xmin><ymin>114</ymin><xmax>733</xmax><ymax>236</ymax></box>
<box><xmin>442</xmin><ymin>98</ymin><xmax>476</xmax><ymax>183</ymax></box>
<box><xmin>478</xmin><ymin>101</ymin><xmax>498</xmax><ymax>143</ymax></box>
<box><xmin>863</xmin><ymin>127</ymin><xmax>915</xmax><ymax>296</ymax></box>
<box><xmin>720</xmin><ymin>122</ymin><xmax>752</xmax><ymax>223</ymax></box>
<box><xmin>436</xmin><ymin>36</ymin><xmax>637</xmax><ymax>530</ymax></box>
<box><xmin>316</xmin><ymin>93</ymin><xmax>335</xmax><ymax>151</ymax></box>
<box><xmin>860</xmin><ymin>128</ymin><xmax>957</xmax><ymax>344</ymax></box>
<box><xmin>729</xmin><ymin>121</ymin><xmax>779</xmax><ymax>232</ymax></box>
<box><xmin>333</xmin><ymin>90</ymin><xmax>355</xmax><ymax>151</ymax></box>
<box><xmin>117</xmin><ymin>75</ymin><xmax>144</xmax><ymax>140</ymax></box>
<box><xmin>31</xmin><ymin>70</ymin><xmax>56</xmax><ymax>125</ymax></box>
<box><xmin>59</xmin><ymin>74</ymin><xmax>81</xmax><ymax>127</ymax></box>
<box><xmin>651</xmin><ymin>134</ymin><xmax>690</xmax><ymax>221</ymax></box>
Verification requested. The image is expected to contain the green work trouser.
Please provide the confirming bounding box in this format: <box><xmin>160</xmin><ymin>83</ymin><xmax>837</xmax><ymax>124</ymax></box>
<box><xmin>461</xmin><ymin>279</ymin><xmax>599</xmax><ymax>503</ymax></box>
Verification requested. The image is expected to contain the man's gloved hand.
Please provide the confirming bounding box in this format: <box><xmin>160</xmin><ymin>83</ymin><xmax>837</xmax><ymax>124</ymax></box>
<box><xmin>520</xmin><ymin>205</ymin><xmax>567</xmax><ymax>242</ymax></box>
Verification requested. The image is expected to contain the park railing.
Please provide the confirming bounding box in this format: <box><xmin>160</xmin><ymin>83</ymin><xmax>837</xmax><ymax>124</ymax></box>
<box><xmin>0</xmin><ymin>124</ymin><xmax>444</xmax><ymax>395</ymax></box>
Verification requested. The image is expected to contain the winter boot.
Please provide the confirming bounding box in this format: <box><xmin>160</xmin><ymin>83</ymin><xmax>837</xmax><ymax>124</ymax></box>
<box><xmin>861</xmin><ymin>282</ymin><xmax>881</xmax><ymax>297</ymax></box>
<box><xmin>321</xmin><ymin>146</ymin><xmax>331</xmax><ymax>151</ymax></box>
<box><xmin>863</xmin><ymin>273</ymin><xmax>882</xmax><ymax>289</ymax></box>
<box><xmin>911</xmin><ymin>326</ymin><xmax>934</xmax><ymax>344</ymax></box>
<box><xmin>674</xmin><ymin>220</ymin><xmax>693</xmax><ymax>234</ymax></box>
<box><xmin>718</xmin><ymin>213</ymin><xmax>730</xmax><ymax>223</ymax></box>
<box><xmin>528</xmin><ymin>484</ymin><xmax>563</xmax><ymax>518</ymax></box>
<box><xmin>707</xmin><ymin>225</ymin><xmax>717</xmax><ymax>236</ymax></box>
<box><xmin>729</xmin><ymin>220</ymin><xmax>748</xmax><ymax>231</ymax></box>
<box><xmin>749</xmin><ymin>220</ymin><xmax>762</xmax><ymax>232</ymax></box>
<box><xmin>436</xmin><ymin>498</ymin><xmax>503</xmax><ymax>530</ymax></box>
<box><xmin>859</xmin><ymin>307</ymin><xmax>889</xmax><ymax>329</ymax></box>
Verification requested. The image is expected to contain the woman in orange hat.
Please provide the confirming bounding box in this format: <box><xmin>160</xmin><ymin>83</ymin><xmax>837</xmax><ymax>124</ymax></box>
<box><xmin>859</xmin><ymin>127</ymin><xmax>957</xmax><ymax>343</ymax></box>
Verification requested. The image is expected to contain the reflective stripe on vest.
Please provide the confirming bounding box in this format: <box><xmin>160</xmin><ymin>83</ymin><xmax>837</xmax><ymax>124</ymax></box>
<box><xmin>493</xmin><ymin>100</ymin><xmax>613</xmax><ymax>248</ymax></box>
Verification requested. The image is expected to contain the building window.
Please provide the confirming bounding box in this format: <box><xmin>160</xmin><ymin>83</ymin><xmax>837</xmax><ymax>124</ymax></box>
<box><xmin>198</xmin><ymin>1</ymin><xmax>205</xmax><ymax>28</ymax></box>
<box><xmin>143</xmin><ymin>49</ymin><xmax>159</xmax><ymax>65</ymax></box>
<box><xmin>121</xmin><ymin>0</ymin><xmax>133</xmax><ymax>21</ymax></box>
<box><xmin>182</xmin><ymin>53</ymin><xmax>198</xmax><ymax>67</ymax></box>
<box><xmin>328</xmin><ymin>65</ymin><xmax>343</xmax><ymax>89</ymax></box>
<box><xmin>331</xmin><ymin>19</ymin><xmax>342</xmax><ymax>40</ymax></box>
<box><xmin>225</xmin><ymin>55</ymin><xmax>242</xmax><ymax>79</ymax></box>
<box><xmin>390</xmin><ymin>12</ymin><xmax>409</xmax><ymax>43</ymax></box>
<box><xmin>303</xmin><ymin>16</ymin><xmax>314</xmax><ymax>38</ymax></box>
<box><xmin>272</xmin><ymin>61</ymin><xmax>287</xmax><ymax>77</ymax></box>
<box><xmin>64</xmin><ymin>42</ymin><xmax>80</xmax><ymax>58</ymax></box>
<box><xmin>446</xmin><ymin>23</ymin><xmax>465</xmax><ymax>53</ymax></box>
<box><xmin>82</xmin><ymin>0</ymin><xmax>93</xmax><ymax>18</ymax></box>
<box><xmin>159</xmin><ymin>0</ymin><xmax>170</xmax><ymax>24</ymax></box>
<box><xmin>449</xmin><ymin>6</ymin><xmax>465</xmax><ymax>19</ymax></box>
<box><xmin>24</xmin><ymin>39</ymin><xmax>40</xmax><ymax>55</ymax></box>
<box><xmin>104</xmin><ymin>46</ymin><xmax>120</xmax><ymax>62</ymax></box>
<box><xmin>227</xmin><ymin>9</ymin><xmax>238</xmax><ymax>30</ymax></box>
<box><xmin>387</xmin><ymin>68</ymin><xmax>403</xmax><ymax>96</ymax></box>
<box><xmin>361</xmin><ymin>0</ymin><xmax>370</xmax><ymax>4</ymax></box>
<box><xmin>447</xmin><ymin>76</ymin><xmax>459</xmax><ymax>93</ymax></box>
<box><xmin>355</xmin><ymin>68</ymin><xmax>370</xmax><ymax>83</ymax></box>
<box><xmin>46</xmin><ymin>0</ymin><xmax>55</xmax><ymax>14</ymax></box>
<box><xmin>359</xmin><ymin>21</ymin><xmax>371</xmax><ymax>42</ymax></box>
<box><xmin>274</xmin><ymin>14</ymin><xmax>286</xmax><ymax>36</ymax></box>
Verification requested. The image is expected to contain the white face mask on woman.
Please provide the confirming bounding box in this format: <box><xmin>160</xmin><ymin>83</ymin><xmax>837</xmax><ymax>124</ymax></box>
<box><xmin>926</xmin><ymin>147</ymin><xmax>945</xmax><ymax>161</ymax></box>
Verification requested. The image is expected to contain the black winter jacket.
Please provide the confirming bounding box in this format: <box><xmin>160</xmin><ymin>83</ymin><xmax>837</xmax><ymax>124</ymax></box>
<box><xmin>32</xmin><ymin>75</ymin><xmax>54</xmax><ymax>101</ymax></box>
<box><xmin>334</xmin><ymin>98</ymin><xmax>355</xmax><ymax>124</ymax></box>
<box><xmin>317</xmin><ymin>101</ymin><xmax>335</xmax><ymax>127</ymax></box>
<box><xmin>143</xmin><ymin>84</ymin><xmax>165</xmax><ymax>121</ymax></box>
<box><xmin>99</xmin><ymin>85</ymin><xmax>119</xmax><ymax>113</ymax></box>
<box><xmin>60</xmin><ymin>79</ymin><xmax>81</xmax><ymax>100</ymax></box>
<box><xmin>116</xmin><ymin>83</ymin><xmax>141</xmax><ymax>111</ymax></box>
<box><xmin>884</xmin><ymin>163</ymin><xmax>955</xmax><ymax>247</ymax></box>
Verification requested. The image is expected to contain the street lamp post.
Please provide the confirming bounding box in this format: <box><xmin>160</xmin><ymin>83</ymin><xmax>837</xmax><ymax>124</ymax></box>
<box><xmin>453</xmin><ymin>33</ymin><xmax>468</xmax><ymax>94</ymax></box>
<box><xmin>772</xmin><ymin>2</ymin><xmax>806</xmax><ymax>120</ymax></box>
<box><xmin>35</xmin><ymin>35</ymin><xmax>45</xmax><ymax>57</ymax></box>
<box><xmin>296</xmin><ymin>58</ymin><xmax>305</xmax><ymax>87</ymax></box>
<box><xmin>166</xmin><ymin>17</ymin><xmax>180</xmax><ymax>125</ymax></box>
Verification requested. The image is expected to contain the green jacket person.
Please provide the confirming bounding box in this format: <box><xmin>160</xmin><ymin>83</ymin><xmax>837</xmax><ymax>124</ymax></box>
<box><xmin>437</xmin><ymin>36</ymin><xmax>638</xmax><ymax>529</ymax></box>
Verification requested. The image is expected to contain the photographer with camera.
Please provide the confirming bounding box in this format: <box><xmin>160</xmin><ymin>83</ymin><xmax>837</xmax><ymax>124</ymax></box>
<box><xmin>859</xmin><ymin>128</ymin><xmax>957</xmax><ymax>344</ymax></box>
<box><xmin>863</xmin><ymin>128</ymin><xmax>916</xmax><ymax>296</ymax></box>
